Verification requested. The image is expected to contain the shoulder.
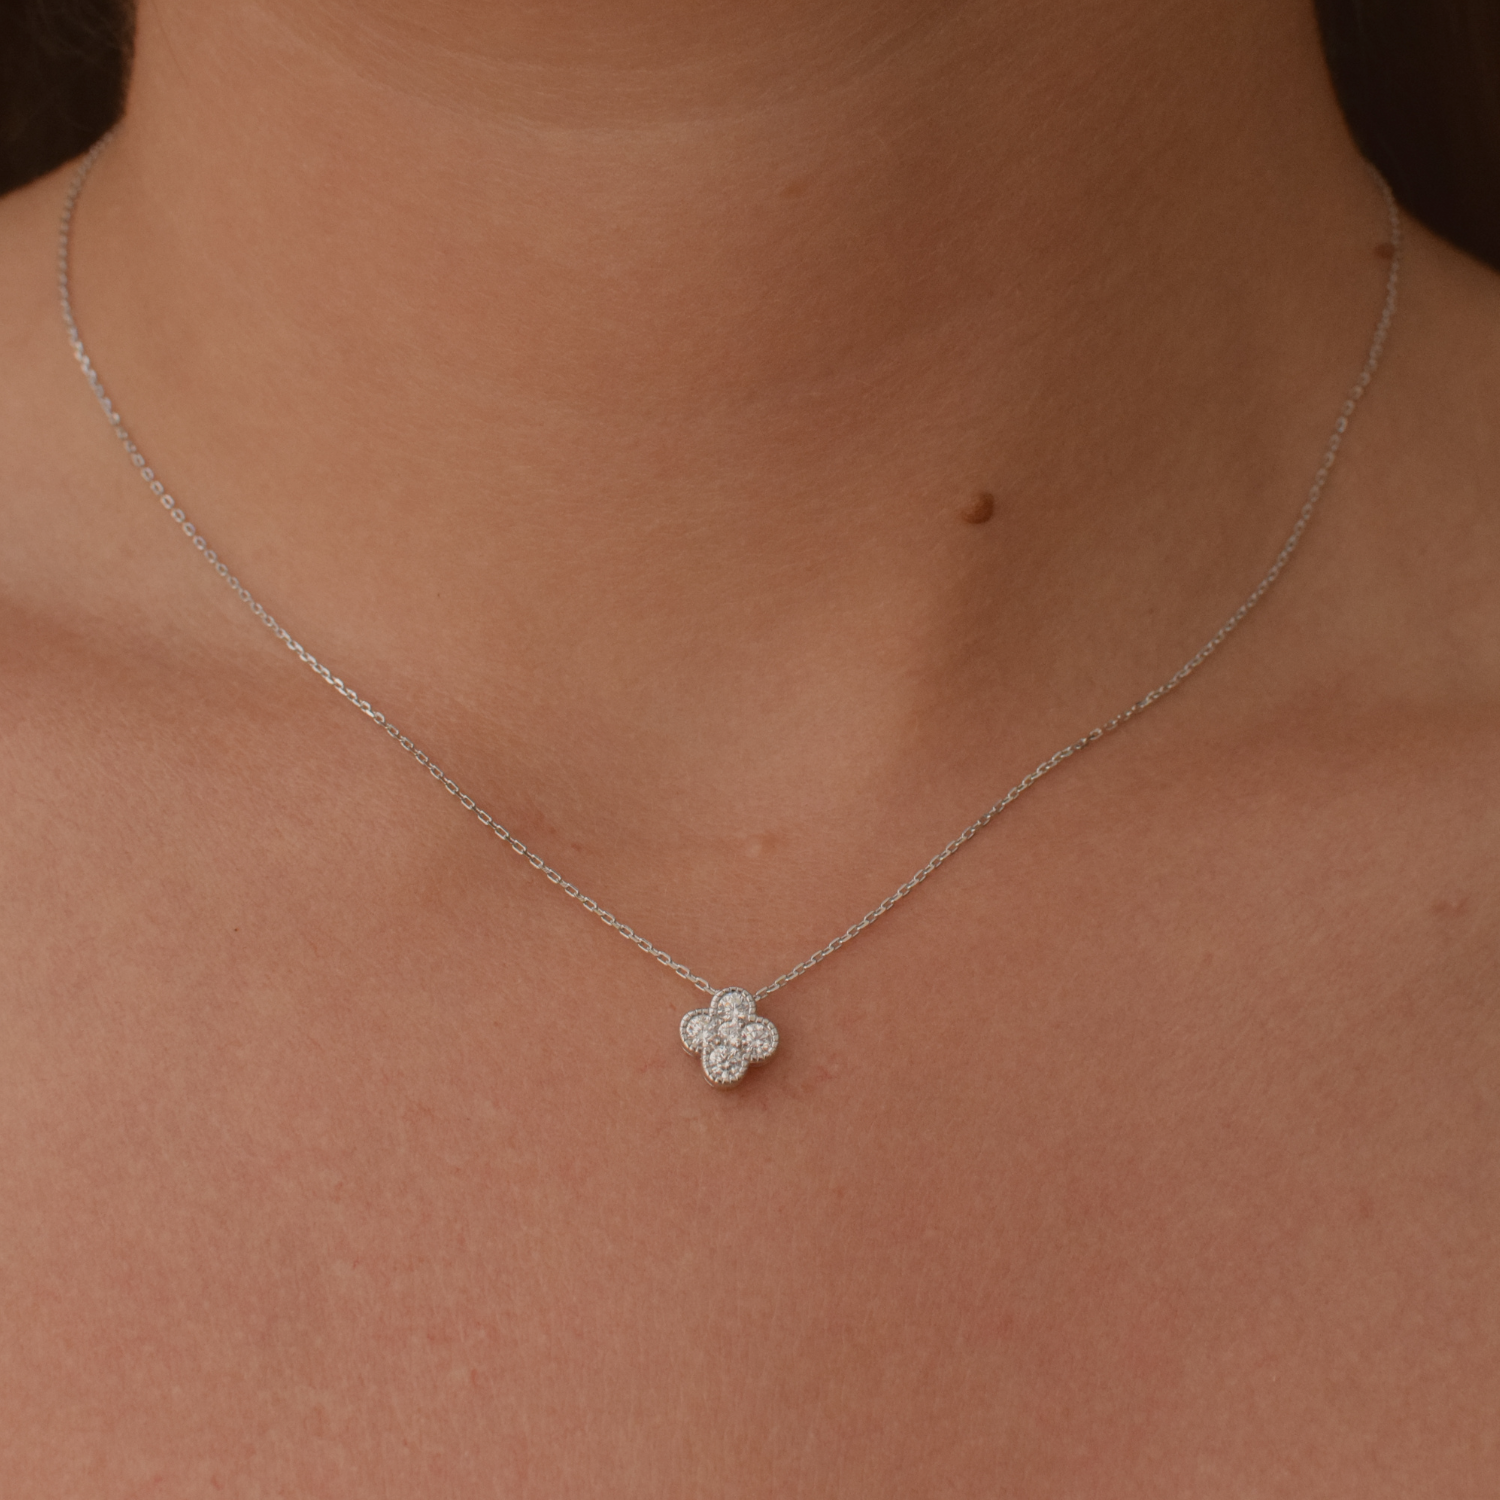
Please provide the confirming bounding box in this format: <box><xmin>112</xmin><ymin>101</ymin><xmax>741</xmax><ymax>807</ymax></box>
<box><xmin>1226</xmin><ymin>216</ymin><xmax>1500</xmax><ymax>997</ymax></box>
<box><xmin>1318</xmin><ymin>219</ymin><xmax>1500</xmax><ymax>700</ymax></box>
<box><xmin>0</xmin><ymin>163</ymin><xmax>81</xmax><ymax>449</ymax></box>
<box><xmin>0</xmin><ymin>163</ymin><xmax>128</xmax><ymax>765</ymax></box>
<box><xmin>0</xmin><ymin>161</ymin><xmax>116</xmax><ymax>629</ymax></box>
<box><xmin>0</xmin><ymin>165</ymin><xmax>66</xmax><ymax>337</ymax></box>
<box><xmin>0</xmin><ymin>161</ymin><xmax>238</xmax><ymax>890</ymax></box>
<box><xmin>1283</xmin><ymin>217</ymin><xmax>1500</xmax><ymax>844</ymax></box>
<box><xmin>0</xmin><ymin>165</ymin><xmax>105</xmax><ymax>743</ymax></box>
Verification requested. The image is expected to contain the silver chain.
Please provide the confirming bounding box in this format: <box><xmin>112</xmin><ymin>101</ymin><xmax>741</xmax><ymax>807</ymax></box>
<box><xmin>58</xmin><ymin>135</ymin><xmax>1402</xmax><ymax>1002</ymax></box>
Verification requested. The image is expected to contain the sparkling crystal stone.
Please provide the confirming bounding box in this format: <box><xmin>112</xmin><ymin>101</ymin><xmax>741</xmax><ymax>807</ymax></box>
<box><xmin>680</xmin><ymin>987</ymin><xmax>778</xmax><ymax>1088</ymax></box>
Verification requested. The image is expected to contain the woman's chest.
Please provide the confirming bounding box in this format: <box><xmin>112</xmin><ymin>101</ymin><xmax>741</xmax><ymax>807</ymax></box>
<box><xmin>4</xmin><ymin>755</ymin><xmax>1497</xmax><ymax>1497</ymax></box>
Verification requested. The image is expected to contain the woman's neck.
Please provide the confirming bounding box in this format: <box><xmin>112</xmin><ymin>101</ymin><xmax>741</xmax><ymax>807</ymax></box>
<box><xmin>66</xmin><ymin>0</ymin><xmax>1390</xmax><ymax>808</ymax></box>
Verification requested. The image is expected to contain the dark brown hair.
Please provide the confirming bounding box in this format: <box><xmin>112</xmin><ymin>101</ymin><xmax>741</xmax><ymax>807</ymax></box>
<box><xmin>0</xmin><ymin>0</ymin><xmax>132</xmax><ymax>195</ymax></box>
<box><xmin>1317</xmin><ymin>0</ymin><xmax>1500</xmax><ymax>267</ymax></box>
<box><xmin>3</xmin><ymin>1</ymin><xmax>1500</xmax><ymax>269</ymax></box>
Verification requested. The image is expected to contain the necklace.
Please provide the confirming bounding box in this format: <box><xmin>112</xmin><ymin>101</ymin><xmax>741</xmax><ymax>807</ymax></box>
<box><xmin>58</xmin><ymin>138</ymin><xmax>1403</xmax><ymax>1088</ymax></box>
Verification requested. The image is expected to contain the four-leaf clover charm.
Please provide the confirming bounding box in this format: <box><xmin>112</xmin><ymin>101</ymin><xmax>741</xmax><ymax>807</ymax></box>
<box><xmin>680</xmin><ymin>988</ymin><xmax>779</xmax><ymax>1088</ymax></box>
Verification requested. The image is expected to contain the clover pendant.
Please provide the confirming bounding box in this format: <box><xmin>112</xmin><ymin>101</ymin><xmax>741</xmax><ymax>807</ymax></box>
<box><xmin>680</xmin><ymin>987</ymin><xmax>779</xmax><ymax>1088</ymax></box>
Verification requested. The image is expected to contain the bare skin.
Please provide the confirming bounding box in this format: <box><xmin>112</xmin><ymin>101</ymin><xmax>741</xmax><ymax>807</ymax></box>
<box><xmin>1</xmin><ymin>0</ymin><xmax>1498</xmax><ymax>1493</ymax></box>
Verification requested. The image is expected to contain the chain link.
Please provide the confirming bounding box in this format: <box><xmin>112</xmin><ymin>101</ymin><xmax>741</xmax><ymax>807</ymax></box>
<box><xmin>58</xmin><ymin>135</ymin><xmax>1402</xmax><ymax>1003</ymax></box>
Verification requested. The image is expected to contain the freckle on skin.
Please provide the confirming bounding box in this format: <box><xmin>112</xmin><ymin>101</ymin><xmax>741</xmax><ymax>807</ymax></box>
<box><xmin>780</xmin><ymin>179</ymin><xmax>809</xmax><ymax>198</ymax></box>
<box><xmin>961</xmin><ymin>491</ymin><xmax>996</xmax><ymax>524</ymax></box>
<box><xmin>1375</xmin><ymin>243</ymin><xmax>1395</xmax><ymax>260</ymax></box>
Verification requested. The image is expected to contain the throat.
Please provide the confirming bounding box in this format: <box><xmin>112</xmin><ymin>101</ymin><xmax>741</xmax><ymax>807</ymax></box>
<box><xmin>66</xmin><ymin>0</ymin><xmax>1388</xmax><ymax>824</ymax></box>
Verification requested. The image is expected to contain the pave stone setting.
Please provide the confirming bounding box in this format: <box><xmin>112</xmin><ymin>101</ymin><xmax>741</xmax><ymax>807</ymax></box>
<box><xmin>680</xmin><ymin>988</ymin><xmax>779</xmax><ymax>1088</ymax></box>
